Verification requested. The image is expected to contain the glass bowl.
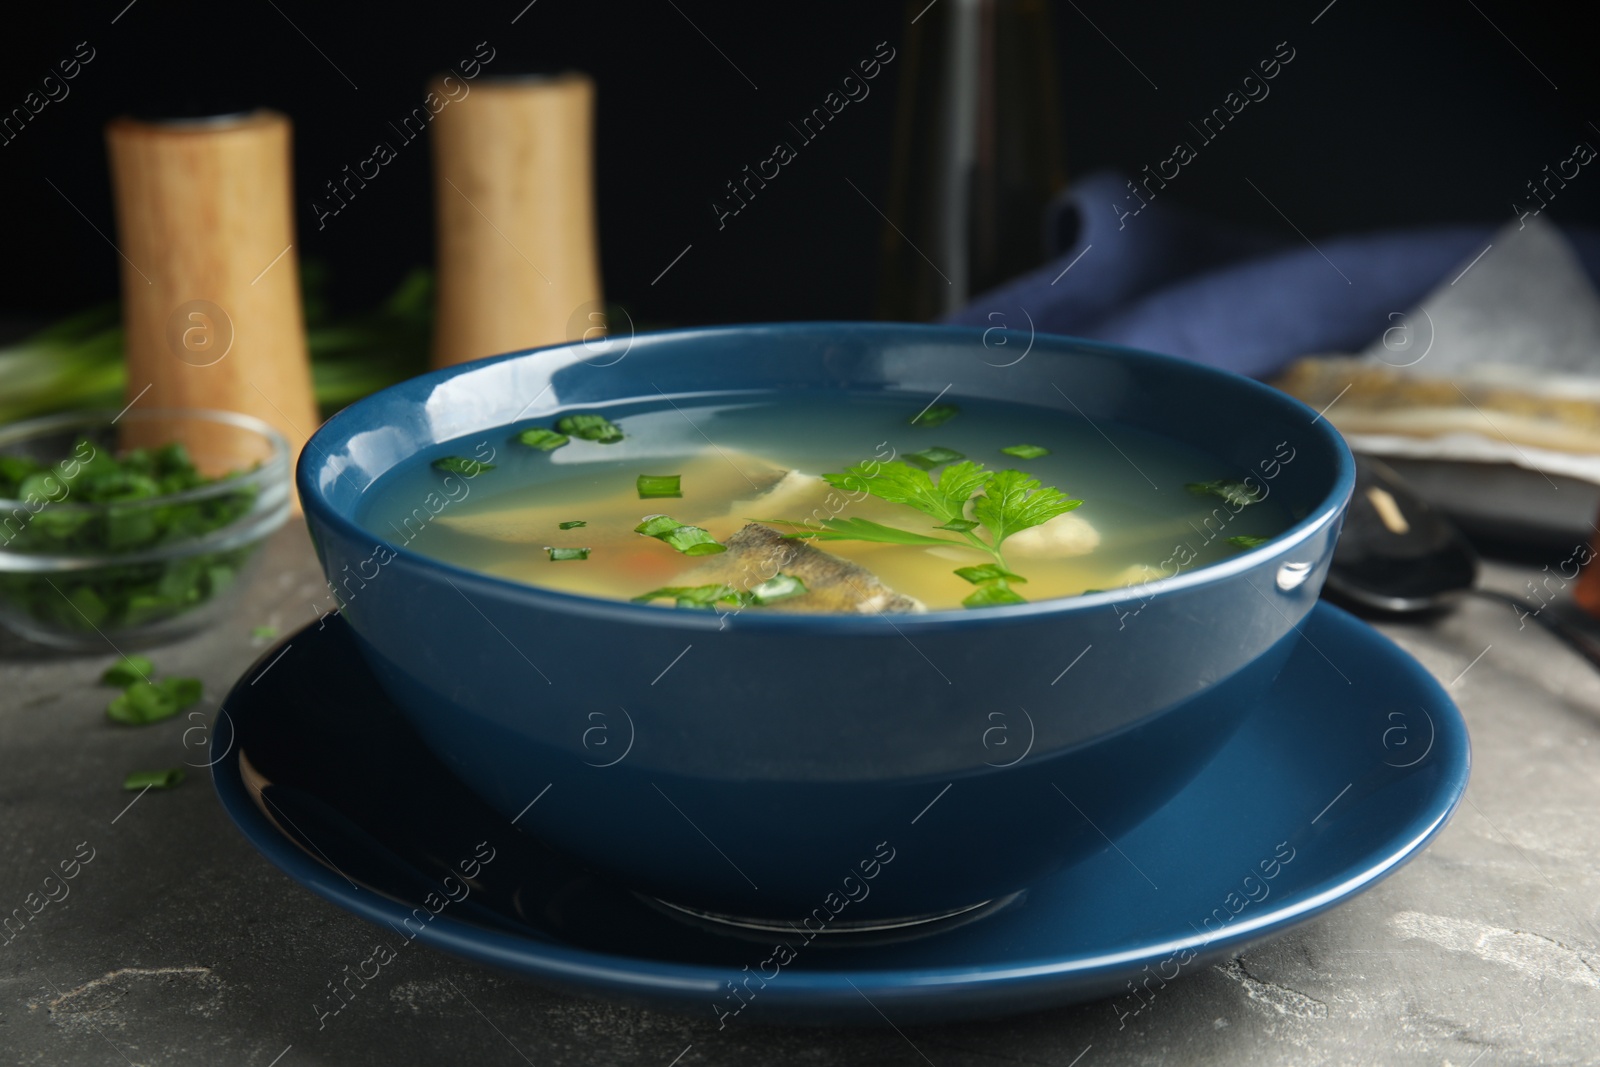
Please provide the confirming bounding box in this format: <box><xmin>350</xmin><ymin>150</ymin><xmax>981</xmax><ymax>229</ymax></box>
<box><xmin>0</xmin><ymin>408</ymin><xmax>292</xmax><ymax>650</ymax></box>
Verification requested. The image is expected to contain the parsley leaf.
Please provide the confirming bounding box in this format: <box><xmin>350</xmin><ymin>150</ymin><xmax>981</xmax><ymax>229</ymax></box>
<box><xmin>123</xmin><ymin>768</ymin><xmax>185</xmax><ymax>790</ymax></box>
<box><xmin>517</xmin><ymin>427</ymin><xmax>570</xmax><ymax>451</ymax></box>
<box><xmin>557</xmin><ymin>414</ymin><xmax>624</xmax><ymax>444</ymax></box>
<box><xmin>821</xmin><ymin>460</ymin><xmax>987</xmax><ymax>528</ymax></box>
<box><xmin>1226</xmin><ymin>534</ymin><xmax>1270</xmax><ymax>549</ymax></box>
<box><xmin>1188</xmin><ymin>479</ymin><xmax>1263</xmax><ymax>507</ymax></box>
<box><xmin>637</xmin><ymin>474</ymin><xmax>682</xmax><ymax>499</ymax></box>
<box><xmin>634</xmin><ymin>516</ymin><xmax>727</xmax><ymax>556</ymax></box>
<box><xmin>775</xmin><ymin>458</ymin><xmax>1083</xmax><ymax>610</ymax></box>
<box><xmin>1001</xmin><ymin>443</ymin><xmax>1050</xmax><ymax>459</ymax></box>
<box><xmin>433</xmin><ymin>456</ymin><xmax>495</xmax><ymax>476</ymax></box>
<box><xmin>558</xmin><ymin>520</ymin><xmax>587</xmax><ymax>530</ymax></box>
<box><xmin>973</xmin><ymin>469</ymin><xmax>1082</xmax><ymax>545</ymax></box>
<box><xmin>910</xmin><ymin>403</ymin><xmax>959</xmax><ymax>427</ymax></box>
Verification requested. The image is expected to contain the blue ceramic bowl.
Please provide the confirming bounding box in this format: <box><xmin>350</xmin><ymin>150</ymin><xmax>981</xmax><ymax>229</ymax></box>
<box><xmin>298</xmin><ymin>323</ymin><xmax>1354</xmax><ymax>926</ymax></box>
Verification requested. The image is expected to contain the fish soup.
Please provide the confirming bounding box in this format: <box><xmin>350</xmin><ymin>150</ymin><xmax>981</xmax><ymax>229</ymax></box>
<box><xmin>357</xmin><ymin>393</ymin><xmax>1294</xmax><ymax>613</ymax></box>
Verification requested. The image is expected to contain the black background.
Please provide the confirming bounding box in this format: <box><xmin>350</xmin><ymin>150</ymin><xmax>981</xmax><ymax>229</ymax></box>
<box><xmin>2</xmin><ymin>0</ymin><xmax>1596</xmax><ymax>329</ymax></box>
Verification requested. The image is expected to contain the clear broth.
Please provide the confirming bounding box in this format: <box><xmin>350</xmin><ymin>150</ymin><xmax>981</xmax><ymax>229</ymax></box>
<box><xmin>358</xmin><ymin>394</ymin><xmax>1291</xmax><ymax>612</ymax></box>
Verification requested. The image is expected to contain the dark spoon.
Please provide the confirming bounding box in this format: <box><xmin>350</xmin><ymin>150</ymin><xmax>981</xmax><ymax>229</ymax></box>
<box><xmin>1325</xmin><ymin>455</ymin><xmax>1600</xmax><ymax>671</ymax></box>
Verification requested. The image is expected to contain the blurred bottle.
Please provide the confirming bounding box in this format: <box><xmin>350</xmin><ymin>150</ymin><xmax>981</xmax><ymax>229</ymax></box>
<box><xmin>430</xmin><ymin>73</ymin><xmax>603</xmax><ymax>368</ymax></box>
<box><xmin>877</xmin><ymin>0</ymin><xmax>1066</xmax><ymax>320</ymax></box>
<box><xmin>105</xmin><ymin>111</ymin><xmax>318</xmax><ymax>475</ymax></box>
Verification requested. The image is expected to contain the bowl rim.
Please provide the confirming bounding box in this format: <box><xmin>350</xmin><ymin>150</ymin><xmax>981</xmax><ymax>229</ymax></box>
<box><xmin>299</xmin><ymin>322</ymin><xmax>1356</xmax><ymax>630</ymax></box>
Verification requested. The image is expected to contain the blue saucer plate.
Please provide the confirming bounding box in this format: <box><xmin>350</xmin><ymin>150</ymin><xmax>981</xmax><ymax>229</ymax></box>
<box><xmin>212</xmin><ymin>602</ymin><xmax>1468</xmax><ymax>1025</ymax></box>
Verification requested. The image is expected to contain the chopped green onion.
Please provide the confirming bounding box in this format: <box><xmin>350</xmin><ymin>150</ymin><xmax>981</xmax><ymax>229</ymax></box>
<box><xmin>556</xmin><ymin>413</ymin><xmax>624</xmax><ymax>444</ymax></box>
<box><xmin>1226</xmin><ymin>535</ymin><xmax>1271</xmax><ymax>549</ymax></box>
<box><xmin>123</xmin><ymin>768</ymin><xmax>185</xmax><ymax>791</ymax></box>
<box><xmin>106</xmin><ymin>681</ymin><xmax>179</xmax><ymax>725</ymax></box>
<box><xmin>158</xmin><ymin>676</ymin><xmax>203</xmax><ymax>709</ymax></box>
<box><xmin>910</xmin><ymin>403</ymin><xmax>960</xmax><ymax>428</ymax></box>
<box><xmin>954</xmin><ymin>563</ymin><xmax>1027</xmax><ymax>585</ymax></box>
<box><xmin>100</xmin><ymin>655</ymin><xmax>153</xmax><ymax>688</ymax></box>
<box><xmin>558</xmin><ymin>520</ymin><xmax>587</xmax><ymax>530</ymax></box>
<box><xmin>105</xmin><ymin>674</ymin><xmax>201</xmax><ymax>725</ymax></box>
<box><xmin>0</xmin><ymin>438</ymin><xmax>259</xmax><ymax>635</ymax></box>
<box><xmin>634</xmin><ymin>516</ymin><xmax>726</xmax><ymax>556</ymax></box>
<box><xmin>748</xmin><ymin>574</ymin><xmax>807</xmax><ymax>605</ymax></box>
<box><xmin>905</xmin><ymin>447</ymin><xmax>966</xmax><ymax>470</ymax></box>
<box><xmin>1001</xmin><ymin>443</ymin><xmax>1050</xmax><ymax>459</ymax></box>
<box><xmin>637</xmin><ymin>474</ymin><xmax>683</xmax><ymax>499</ymax></box>
<box><xmin>433</xmin><ymin>456</ymin><xmax>495</xmax><ymax>476</ymax></box>
<box><xmin>962</xmin><ymin>580</ymin><xmax>1027</xmax><ymax>608</ymax></box>
<box><xmin>545</xmin><ymin>546</ymin><xmax>591</xmax><ymax>561</ymax></box>
<box><xmin>517</xmin><ymin>427</ymin><xmax>570</xmax><ymax>451</ymax></box>
<box><xmin>632</xmin><ymin>584</ymin><xmax>739</xmax><ymax>609</ymax></box>
<box><xmin>1187</xmin><ymin>479</ymin><xmax>1263</xmax><ymax>507</ymax></box>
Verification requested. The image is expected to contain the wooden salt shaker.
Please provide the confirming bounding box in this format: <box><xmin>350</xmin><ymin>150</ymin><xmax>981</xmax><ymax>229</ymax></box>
<box><xmin>430</xmin><ymin>74</ymin><xmax>603</xmax><ymax>368</ymax></box>
<box><xmin>105</xmin><ymin>111</ymin><xmax>318</xmax><ymax>478</ymax></box>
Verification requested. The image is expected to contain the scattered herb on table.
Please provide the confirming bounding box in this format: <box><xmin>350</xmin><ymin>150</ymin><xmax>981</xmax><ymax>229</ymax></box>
<box><xmin>545</xmin><ymin>546</ymin><xmax>591</xmax><ymax>561</ymax></box>
<box><xmin>102</xmin><ymin>655</ymin><xmax>202</xmax><ymax>725</ymax></box>
<box><xmin>770</xmin><ymin>460</ymin><xmax>1081</xmax><ymax>608</ymax></box>
<box><xmin>251</xmin><ymin>624</ymin><xmax>279</xmax><ymax>641</ymax></box>
<box><xmin>910</xmin><ymin>403</ymin><xmax>960</xmax><ymax>428</ymax></box>
<box><xmin>905</xmin><ymin>447</ymin><xmax>965</xmax><ymax>470</ymax></box>
<box><xmin>100</xmin><ymin>655</ymin><xmax>153</xmax><ymax>687</ymax></box>
<box><xmin>123</xmin><ymin>768</ymin><xmax>185</xmax><ymax>790</ymax></box>
<box><xmin>106</xmin><ymin>677</ymin><xmax>200</xmax><ymax>725</ymax></box>
<box><xmin>558</xmin><ymin>520</ymin><xmax>587</xmax><ymax>530</ymax></box>
<box><xmin>1001</xmin><ymin>443</ymin><xmax>1050</xmax><ymax>459</ymax></box>
<box><xmin>0</xmin><ymin>440</ymin><xmax>259</xmax><ymax>633</ymax></box>
<box><xmin>636</xmin><ymin>474</ymin><xmax>683</xmax><ymax>499</ymax></box>
<box><xmin>1187</xmin><ymin>479</ymin><xmax>1263</xmax><ymax>507</ymax></box>
<box><xmin>432</xmin><ymin>456</ymin><xmax>494</xmax><ymax>476</ymax></box>
<box><xmin>634</xmin><ymin>516</ymin><xmax>727</xmax><ymax>556</ymax></box>
<box><xmin>516</xmin><ymin>427</ymin><xmax>570</xmax><ymax>451</ymax></box>
<box><xmin>556</xmin><ymin>414</ymin><xmax>624</xmax><ymax>444</ymax></box>
<box><xmin>1226</xmin><ymin>535</ymin><xmax>1271</xmax><ymax>549</ymax></box>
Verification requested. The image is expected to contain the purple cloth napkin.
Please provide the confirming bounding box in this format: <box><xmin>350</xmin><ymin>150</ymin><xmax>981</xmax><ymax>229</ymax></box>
<box><xmin>948</xmin><ymin>170</ymin><xmax>1600</xmax><ymax>379</ymax></box>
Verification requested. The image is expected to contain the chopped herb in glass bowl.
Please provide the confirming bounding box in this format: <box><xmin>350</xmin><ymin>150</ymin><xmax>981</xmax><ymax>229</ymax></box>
<box><xmin>0</xmin><ymin>408</ymin><xmax>291</xmax><ymax>649</ymax></box>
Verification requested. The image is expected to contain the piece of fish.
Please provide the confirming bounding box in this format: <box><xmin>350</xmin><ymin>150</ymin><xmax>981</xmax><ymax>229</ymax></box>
<box><xmin>432</xmin><ymin>452</ymin><xmax>786</xmax><ymax>545</ymax></box>
<box><xmin>681</xmin><ymin>523</ymin><xmax>926</xmax><ymax>614</ymax></box>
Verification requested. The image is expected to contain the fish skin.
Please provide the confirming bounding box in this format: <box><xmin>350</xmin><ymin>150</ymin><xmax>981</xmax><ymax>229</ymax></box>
<box><xmin>682</xmin><ymin>523</ymin><xmax>926</xmax><ymax>614</ymax></box>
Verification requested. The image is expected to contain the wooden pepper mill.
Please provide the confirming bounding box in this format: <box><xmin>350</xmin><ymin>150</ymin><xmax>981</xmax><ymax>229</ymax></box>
<box><xmin>105</xmin><ymin>111</ymin><xmax>318</xmax><ymax>477</ymax></box>
<box><xmin>430</xmin><ymin>74</ymin><xmax>603</xmax><ymax>368</ymax></box>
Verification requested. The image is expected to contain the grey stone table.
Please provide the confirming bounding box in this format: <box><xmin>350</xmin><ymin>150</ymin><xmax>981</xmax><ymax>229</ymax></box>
<box><xmin>3</xmin><ymin>525</ymin><xmax>1598</xmax><ymax>1066</ymax></box>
